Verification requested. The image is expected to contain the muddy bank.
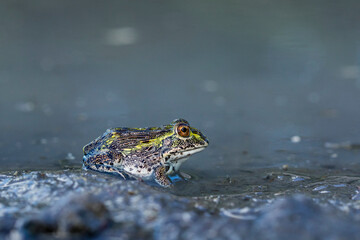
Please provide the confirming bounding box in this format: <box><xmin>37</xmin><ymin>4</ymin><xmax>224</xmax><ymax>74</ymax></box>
<box><xmin>1</xmin><ymin>170</ymin><xmax>360</xmax><ymax>239</ymax></box>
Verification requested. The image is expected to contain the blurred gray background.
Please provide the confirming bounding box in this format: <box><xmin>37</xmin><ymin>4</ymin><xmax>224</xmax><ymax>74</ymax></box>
<box><xmin>1</xmin><ymin>0</ymin><xmax>360</xmax><ymax>174</ymax></box>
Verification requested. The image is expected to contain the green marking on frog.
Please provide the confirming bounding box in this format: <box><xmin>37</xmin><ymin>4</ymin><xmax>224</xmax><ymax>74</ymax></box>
<box><xmin>82</xmin><ymin>119</ymin><xmax>209</xmax><ymax>187</ymax></box>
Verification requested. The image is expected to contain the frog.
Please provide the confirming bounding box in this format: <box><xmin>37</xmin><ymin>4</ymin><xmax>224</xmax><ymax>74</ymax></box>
<box><xmin>82</xmin><ymin>119</ymin><xmax>209</xmax><ymax>187</ymax></box>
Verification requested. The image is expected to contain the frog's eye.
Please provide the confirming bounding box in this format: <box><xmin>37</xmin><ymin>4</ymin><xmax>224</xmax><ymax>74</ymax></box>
<box><xmin>177</xmin><ymin>124</ymin><xmax>190</xmax><ymax>138</ymax></box>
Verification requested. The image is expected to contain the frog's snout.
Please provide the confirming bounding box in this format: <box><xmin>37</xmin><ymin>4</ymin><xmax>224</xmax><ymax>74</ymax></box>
<box><xmin>200</xmin><ymin>132</ymin><xmax>209</xmax><ymax>147</ymax></box>
<box><xmin>205</xmin><ymin>137</ymin><xmax>209</xmax><ymax>145</ymax></box>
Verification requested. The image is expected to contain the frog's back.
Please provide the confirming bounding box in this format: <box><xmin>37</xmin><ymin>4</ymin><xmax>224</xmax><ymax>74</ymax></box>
<box><xmin>83</xmin><ymin>127</ymin><xmax>168</xmax><ymax>155</ymax></box>
<box><xmin>82</xmin><ymin>126</ymin><xmax>171</xmax><ymax>179</ymax></box>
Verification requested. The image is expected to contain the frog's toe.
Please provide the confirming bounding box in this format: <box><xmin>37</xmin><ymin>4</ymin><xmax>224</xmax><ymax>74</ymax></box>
<box><xmin>178</xmin><ymin>171</ymin><xmax>192</xmax><ymax>180</ymax></box>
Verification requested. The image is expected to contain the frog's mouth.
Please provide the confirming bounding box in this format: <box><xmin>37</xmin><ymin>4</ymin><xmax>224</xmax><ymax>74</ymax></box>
<box><xmin>164</xmin><ymin>147</ymin><xmax>206</xmax><ymax>175</ymax></box>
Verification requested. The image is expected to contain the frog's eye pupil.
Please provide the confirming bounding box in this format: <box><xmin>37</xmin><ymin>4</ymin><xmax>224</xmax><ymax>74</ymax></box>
<box><xmin>177</xmin><ymin>125</ymin><xmax>190</xmax><ymax>137</ymax></box>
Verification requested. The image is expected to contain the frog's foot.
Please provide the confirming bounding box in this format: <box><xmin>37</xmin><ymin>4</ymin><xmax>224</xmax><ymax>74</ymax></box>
<box><xmin>154</xmin><ymin>166</ymin><xmax>172</xmax><ymax>187</ymax></box>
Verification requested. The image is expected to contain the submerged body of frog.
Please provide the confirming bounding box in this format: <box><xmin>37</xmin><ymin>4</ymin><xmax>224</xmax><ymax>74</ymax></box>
<box><xmin>82</xmin><ymin>119</ymin><xmax>209</xmax><ymax>187</ymax></box>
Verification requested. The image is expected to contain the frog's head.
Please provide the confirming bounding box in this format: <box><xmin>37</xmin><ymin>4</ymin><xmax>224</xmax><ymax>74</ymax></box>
<box><xmin>162</xmin><ymin>119</ymin><xmax>209</xmax><ymax>174</ymax></box>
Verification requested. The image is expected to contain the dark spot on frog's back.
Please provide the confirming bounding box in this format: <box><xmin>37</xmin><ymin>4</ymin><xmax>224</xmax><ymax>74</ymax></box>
<box><xmin>109</xmin><ymin>144</ymin><xmax>117</xmax><ymax>151</ymax></box>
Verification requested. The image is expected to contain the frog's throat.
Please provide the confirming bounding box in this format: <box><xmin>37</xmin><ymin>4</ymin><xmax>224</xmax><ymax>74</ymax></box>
<box><xmin>165</xmin><ymin>157</ymin><xmax>189</xmax><ymax>175</ymax></box>
<box><xmin>163</xmin><ymin>147</ymin><xmax>206</xmax><ymax>175</ymax></box>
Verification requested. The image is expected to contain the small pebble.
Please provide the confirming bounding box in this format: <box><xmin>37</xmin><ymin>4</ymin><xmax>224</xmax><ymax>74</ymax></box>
<box><xmin>65</xmin><ymin>153</ymin><xmax>75</xmax><ymax>161</ymax></box>
<box><xmin>291</xmin><ymin>136</ymin><xmax>301</xmax><ymax>143</ymax></box>
<box><xmin>282</xmin><ymin>165</ymin><xmax>289</xmax><ymax>171</ymax></box>
<box><xmin>105</xmin><ymin>27</ymin><xmax>138</xmax><ymax>46</ymax></box>
<box><xmin>291</xmin><ymin>176</ymin><xmax>305</xmax><ymax>182</ymax></box>
<box><xmin>313</xmin><ymin>185</ymin><xmax>328</xmax><ymax>191</ymax></box>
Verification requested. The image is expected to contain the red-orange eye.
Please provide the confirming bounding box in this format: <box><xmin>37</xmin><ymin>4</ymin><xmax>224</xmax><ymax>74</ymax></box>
<box><xmin>177</xmin><ymin>124</ymin><xmax>190</xmax><ymax>137</ymax></box>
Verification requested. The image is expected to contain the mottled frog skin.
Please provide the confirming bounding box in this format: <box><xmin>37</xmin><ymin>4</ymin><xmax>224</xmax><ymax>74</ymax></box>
<box><xmin>83</xmin><ymin>119</ymin><xmax>209</xmax><ymax>187</ymax></box>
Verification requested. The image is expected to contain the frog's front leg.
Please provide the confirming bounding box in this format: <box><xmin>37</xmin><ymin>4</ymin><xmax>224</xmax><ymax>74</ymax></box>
<box><xmin>154</xmin><ymin>166</ymin><xmax>172</xmax><ymax>187</ymax></box>
<box><xmin>83</xmin><ymin>154</ymin><xmax>128</xmax><ymax>180</ymax></box>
